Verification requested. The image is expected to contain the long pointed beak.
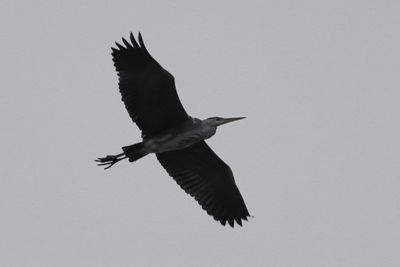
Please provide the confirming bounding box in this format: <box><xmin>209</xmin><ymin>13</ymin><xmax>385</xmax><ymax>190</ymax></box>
<box><xmin>218</xmin><ymin>117</ymin><xmax>246</xmax><ymax>126</ymax></box>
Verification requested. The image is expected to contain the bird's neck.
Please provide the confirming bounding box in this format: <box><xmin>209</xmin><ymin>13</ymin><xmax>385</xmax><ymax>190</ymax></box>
<box><xmin>200</xmin><ymin>120</ymin><xmax>217</xmax><ymax>140</ymax></box>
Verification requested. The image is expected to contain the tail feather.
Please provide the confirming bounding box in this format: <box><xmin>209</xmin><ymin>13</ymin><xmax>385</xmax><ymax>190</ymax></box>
<box><xmin>122</xmin><ymin>142</ymin><xmax>148</xmax><ymax>162</ymax></box>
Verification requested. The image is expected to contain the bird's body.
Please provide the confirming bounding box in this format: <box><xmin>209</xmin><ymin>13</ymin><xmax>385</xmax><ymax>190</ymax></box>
<box><xmin>96</xmin><ymin>32</ymin><xmax>250</xmax><ymax>227</ymax></box>
<box><xmin>141</xmin><ymin>116</ymin><xmax>215</xmax><ymax>154</ymax></box>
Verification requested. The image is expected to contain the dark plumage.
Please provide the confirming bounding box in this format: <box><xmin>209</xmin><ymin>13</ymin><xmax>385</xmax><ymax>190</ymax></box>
<box><xmin>97</xmin><ymin>33</ymin><xmax>250</xmax><ymax>227</ymax></box>
<box><xmin>157</xmin><ymin>141</ymin><xmax>250</xmax><ymax>227</ymax></box>
<box><xmin>111</xmin><ymin>33</ymin><xmax>188</xmax><ymax>138</ymax></box>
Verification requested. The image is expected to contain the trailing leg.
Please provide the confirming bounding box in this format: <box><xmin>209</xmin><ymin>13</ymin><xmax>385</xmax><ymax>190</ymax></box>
<box><xmin>96</xmin><ymin>152</ymin><xmax>127</xmax><ymax>169</ymax></box>
<box><xmin>96</xmin><ymin>142</ymin><xmax>148</xmax><ymax>169</ymax></box>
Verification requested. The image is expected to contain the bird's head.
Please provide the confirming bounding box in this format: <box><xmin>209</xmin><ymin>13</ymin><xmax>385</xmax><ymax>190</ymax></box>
<box><xmin>203</xmin><ymin>117</ymin><xmax>246</xmax><ymax>127</ymax></box>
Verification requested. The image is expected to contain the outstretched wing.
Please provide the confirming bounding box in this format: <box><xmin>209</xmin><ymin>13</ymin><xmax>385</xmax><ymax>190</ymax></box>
<box><xmin>156</xmin><ymin>141</ymin><xmax>250</xmax><ymax>227</ymax></box>
<box><xmin>112</xmin><ymin>33</ymin><xmax>189</xmax><ymax>138</ymax></box>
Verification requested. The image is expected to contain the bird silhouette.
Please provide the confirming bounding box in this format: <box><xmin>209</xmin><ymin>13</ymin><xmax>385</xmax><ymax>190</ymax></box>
<box><xmin>96</xmin><ymin>33</ymin><xmax>250</xmax><ymax>227</ymax></box>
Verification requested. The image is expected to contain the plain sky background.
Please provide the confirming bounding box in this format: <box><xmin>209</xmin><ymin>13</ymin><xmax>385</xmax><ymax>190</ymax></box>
<box><xmin>1</xmin><ymin>0</ymin><xmax>399</xmax><ymax>266</ymax></box>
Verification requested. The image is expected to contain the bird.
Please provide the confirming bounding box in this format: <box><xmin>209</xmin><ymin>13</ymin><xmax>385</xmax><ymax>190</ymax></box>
<box><xmin>96</xmin><ymin>32</ymin><xmax>250</xmax><ymax>227</ymax></box>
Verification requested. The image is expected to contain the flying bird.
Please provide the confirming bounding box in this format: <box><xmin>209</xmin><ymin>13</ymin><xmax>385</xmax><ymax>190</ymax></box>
<box><xmin>96</xmin><ymin>32</ymin><xmax>250</xmax><ymax>227</ymax></box>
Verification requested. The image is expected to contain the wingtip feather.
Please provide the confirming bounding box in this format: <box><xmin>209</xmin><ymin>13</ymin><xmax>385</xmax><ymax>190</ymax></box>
<box><xmin>115</xmin><ymin>41</ymin><xmax>125</xmax><ymax>50</ymax></box>
<box><xmin>122</xmin><ymin>37</ymin><xmax>132</xmax><ymax>48</ymax></box>
<box><xmin>130</xmin><ymin>32</ymin><xmax>139</xmax><ymax>48</ymax></box>
<box><xmin>138</xmin><ymin>32</ymin><xmax>146</xmax><ymax>48</ymax></box>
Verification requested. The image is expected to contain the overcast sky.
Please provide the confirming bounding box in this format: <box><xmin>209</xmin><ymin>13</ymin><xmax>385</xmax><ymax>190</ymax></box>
<box><xmin>1</xmin><ymin>0</ymin><xmax>400</xmax><ymax>266</ymax></box>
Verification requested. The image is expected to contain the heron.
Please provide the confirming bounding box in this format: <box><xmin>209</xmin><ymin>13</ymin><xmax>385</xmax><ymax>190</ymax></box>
<box><xmin>96</xmin><ymin>32</ymin><xmax>250</xmax><ymax>227</ymax></box>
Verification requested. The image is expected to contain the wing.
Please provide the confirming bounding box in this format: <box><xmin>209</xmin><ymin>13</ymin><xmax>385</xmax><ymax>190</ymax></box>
<box><xmin>156</xmin><ymin>141</ymin><xmax>250</xmax><ymax>227</ymax></box>
<box><xmin>111</xmin><ymin>33</ymin><xmax>189</xmax><ymax>138</ymax></box>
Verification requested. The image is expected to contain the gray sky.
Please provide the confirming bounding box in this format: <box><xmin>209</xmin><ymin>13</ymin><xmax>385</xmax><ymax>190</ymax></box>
<box><xmin>1</xmin><ymin>0</ymin><xmax>400</xmax><ymax>266</ymax></box>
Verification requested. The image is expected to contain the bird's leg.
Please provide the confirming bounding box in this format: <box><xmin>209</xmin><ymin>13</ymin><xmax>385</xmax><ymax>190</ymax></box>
<box><xmin>95</xmin><ymin>152</ymin><xmax>127</xmax><ymax>169</ymax></box>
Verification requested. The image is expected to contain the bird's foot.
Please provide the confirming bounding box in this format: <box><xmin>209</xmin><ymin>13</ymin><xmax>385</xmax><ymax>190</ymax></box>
<box><xmin>95</xmin><ymin>153</ymin><xmax>126</xmax><ymax>169</ymax></box>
